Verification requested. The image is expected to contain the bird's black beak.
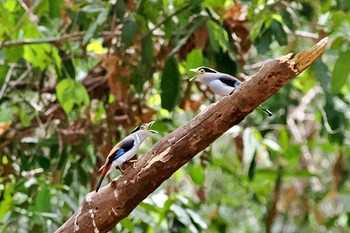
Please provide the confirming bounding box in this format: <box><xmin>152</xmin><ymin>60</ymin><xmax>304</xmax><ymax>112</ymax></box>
<box><xmin>145</xmin><ymin>121</ymin><xmax>158</xmax><ymax>134</ymax></box>
<box><xmin>189</xmin><ymin>68</ymin><xmax>198</xmax><ymax>81</ymax></box>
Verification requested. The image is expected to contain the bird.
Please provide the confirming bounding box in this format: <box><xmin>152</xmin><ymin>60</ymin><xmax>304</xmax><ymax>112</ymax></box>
<box><xmin>95</xmin><ymin>121</ymin><xmax>157</xmax><ymax>192</ymax></box>
<box><xmin>190</xmin><ymin>67</ymin><xmax>272</xmax><ymax>116</ymax></box>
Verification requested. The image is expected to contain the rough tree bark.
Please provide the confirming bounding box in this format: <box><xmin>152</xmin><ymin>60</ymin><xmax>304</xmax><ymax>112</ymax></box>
<box><xmin>55</xmin><ymin>38</ymin><xmax>328</xmax><ymax>233</ymax></box>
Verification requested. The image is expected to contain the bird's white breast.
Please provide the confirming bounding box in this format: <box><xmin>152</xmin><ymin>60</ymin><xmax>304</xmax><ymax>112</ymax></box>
<box><xmin>112</xmin><ymin>134</ymin><xmax>141</xmax><ymax>168</ymax></box>
<box><xmin>208</xmin><ymin>79</ymin><xmax>234</xmax><ymax>96</ymax></box>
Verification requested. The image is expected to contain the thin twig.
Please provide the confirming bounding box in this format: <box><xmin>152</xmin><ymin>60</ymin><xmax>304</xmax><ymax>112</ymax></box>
<box><xmin>0</xmin><ymin>63</ymin><xmax>16</xmax><ymax>99</ymax></box>
<box><xmin>10</xmin><ymin>62</ymin><xmax>32</xmax><ymax>87</ymax></box>
<box><xmin>295</xmin><ymin>30</ymin><xmax>319</xmax><ymax>39</ymax></box>
<box><xmin>8</xmin><ymin>0</ymin><xmax>41</xmax><ymax>38</ymax></box>
<box><xmin>145</xmin><ymin>2</ymin><xmax>192</xmax><ymax>37</ymax></box>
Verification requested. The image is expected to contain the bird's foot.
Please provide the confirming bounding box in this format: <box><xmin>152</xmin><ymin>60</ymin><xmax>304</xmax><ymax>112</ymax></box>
<box><xmin>125</xmin><ymin>159</ymin><xmax>138</xmax><ymax>168</ymax></box>
<box><xmin>116</xmin><ymin>166</ymin><xmax>124</xmax><ymax>174</ymax></box>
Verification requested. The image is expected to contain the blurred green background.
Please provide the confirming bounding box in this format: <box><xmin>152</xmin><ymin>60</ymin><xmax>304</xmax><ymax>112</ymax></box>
<box><xmin>1</xmin><ymin>0</ymin><xmax>350</xmax><ymax>232</ymax></box>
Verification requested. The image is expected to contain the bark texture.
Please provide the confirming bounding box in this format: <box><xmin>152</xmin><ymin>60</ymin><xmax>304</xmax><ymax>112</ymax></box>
<box><xmin>56</xmin><ymin>38</ymin><xmax>328</xmax><ymax>233</ymax></box>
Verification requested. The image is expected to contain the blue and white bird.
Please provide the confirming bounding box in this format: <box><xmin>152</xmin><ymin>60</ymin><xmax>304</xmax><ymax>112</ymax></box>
<box><xmin>190</xmin><ymin>67</ymin><xmax>272</xmax><ymax>116</ymax></box>
<box><xmin>95</xmin><ymin>121</ymin><xmax>157</xmax><ymax>192</ymax></box>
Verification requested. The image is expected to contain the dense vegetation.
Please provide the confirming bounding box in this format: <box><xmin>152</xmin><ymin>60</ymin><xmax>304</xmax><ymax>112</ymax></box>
<box><xmin>1</xmin><ymin>0</ymin><xmax>350</xmax><ymax>232</ymax></box>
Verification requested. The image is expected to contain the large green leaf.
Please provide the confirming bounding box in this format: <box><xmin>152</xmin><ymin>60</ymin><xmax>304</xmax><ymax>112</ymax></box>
<box><xmin>56</xmin><ymin>79</ymin><xmax>90</xmax><ymax>114</ymax></box>
<box><xmin>48</xmin><ymin>0</ymin><xmax>63</xmax><ymax>18</ymax></box>
<box><xmin>270</xmin><ymin>19</ymin><xmax>287</xmax><ymax>46</ymax></box>
<box><xmin>24</xmin><ymin>44</ymin><xmax>61</xmax><ymax>70</ymax></box>
<box><xmin>331</xmin><ymin>51</ymin><xmax>350</xmax><ymax>93</ymax></box>
<box><xmin>160</xmin><ymin>56</ymin><xmax>180</xmax><ymax>111</ymax></box>
<box><xmin>122</xmin><ymin>19</ymin><xmax>138</xmax><ymax>46</ymax></box>
<box><xmin>314</xmin><ymin>59</ymin><xmax>331</xmax><ymax>92</ymax></box>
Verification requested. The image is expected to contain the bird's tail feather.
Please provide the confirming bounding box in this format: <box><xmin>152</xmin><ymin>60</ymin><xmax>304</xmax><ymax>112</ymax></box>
<box><xmin>258</xmin><ymin>105</ymin><xmax>272</xmax><ymax>117</ymax></box>
<box><xmin>95</xmin><ymin>165</ymin><xmax>110</xmax><ymax>192</ymax></box>
<box><xmin>98</xmin><ymin>164</ymin><xmax>105</xmax><ymax>172</ymax></box>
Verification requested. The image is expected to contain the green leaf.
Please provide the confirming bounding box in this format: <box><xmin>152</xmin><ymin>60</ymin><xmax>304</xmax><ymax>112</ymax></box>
<box><xmin>0</xmin><ymin>180</ymin><xmax>14</xmax><ymax>220</ymax></box>
<box><xmin>0</xmin><ymin>66</ymin><xmax>9</xmax><ymax>91</ymax></box>
<box><xmin>96</xmin><ymin>9</ymin><xmax>108</xmax><ymax>25</ymax></box>
<box><xmin>83</xmin><ymin>21</ymin><xmax>98</xmax><ymax>44</ymax></box>
<box><xmin>324</xmin><ymin>94</ymin><xmax>346</xmax><ymax>144</ymax></box>
<box><xmin>189</xmin><ymin>164</ymin><xmax>205</xmax><ymax>185</ymax></box>
<box><xmin>314</xmin><ymin>59</ymin><xmax>331</xmax><ymax>92</ymax></box>
<box><xmin>4</xmin><ymin>45</ymin><xmax>23</xmax><ymax>62</ymax></box>
<box><xmin>279</xmin><ymin>127</ymin><xmax>289</xmax><ymax>151</ymax></box>
<box><xmin>48</xmin><ymin>0</ymin><xmax>63</xmax><ymax>18</ymax></box>
<box><xmin>141</xmin><ymin>35</ymin><xmax>153</xmax><ymax>66</ymax></box>
<box><xmin>122</xmin><ymin>19</ymin><xmax>138</xmax><ymax>46</ymax></box>
<box><xmin>254</xmin><ymin>27</ymin><xmax>273</xmax><ymax>54</ymax></box>
<box><xmin>56</xmin><ymin>79</ymin><xmax>90</xmax><ymax>114</ymax></box>
<box><xmin>185</xmin><ymin>49</ymin><xmax>203</xmax><ymax>74</ymax></box>
<box><xmin>281</xmin><ymin>10</ymin><xmax>295</xmax><ymax>31</ymax></box>
<box><xmin>270</xmin><ymin>20</ymin><xmax>287</xmax><ymax>46</ymax></box>
<box><xmin>207</xmin><ymin>20</ymin><xmax>229</xmax><ymax>53</ymax></box>
<box><xmin>77</xmin><ymin>163</ymin><xmax>88</xmax><ymax>185</ymax></box>
<box><xmin>81</xmin><ymin>3</ymin><xmax>105</xmax><ymax>13</ymax></box>
<box><xmin>62</xmin><ymin>58</ymin><xmax>76</xmax><ymax>79</ymax></box>
<box><xmin>38</xmin><ymin>155</ymin><xmax>51</xmax><ymax>170</ymax></box>
<box><xmin>0</xmin><ymin>103</ymin><xmax>16</xmax><ymax>123</ymax></box>
<box><xmin>160</xmin><ymin>56</ymin><xmax>180</xmax><ymax>111</ymax></box>
<box><xmin>24</xmin><ymin>44</ymin><xmax>61</xmax><ymax>70</ymax></box>
<box><xmin>214</xmin><ymin>50</ymin><xmax>237</xmax><ymax>76</ymax></box>
<box><xmin>331</xmin><ymin>51</ymin><xmax>350</xmax><ymax>93</ymax></box>
<box><xmin>33</xmin><ymin>185</ymin><xmax>51</xmax><ymax>213</ymax></box>
<box><xmin>19</xmin><ymin>109</ymin><xmax>30</xmax><ymax>127</ymax></box>
<box><xmin>131</xmin><ymin>64</ymin><xmax>145</xmax><ymax>93</ymax></box>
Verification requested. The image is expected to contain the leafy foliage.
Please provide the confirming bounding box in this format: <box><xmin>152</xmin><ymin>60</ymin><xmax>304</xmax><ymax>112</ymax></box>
<box><xmin>1</xmin><ymin>0</ymin><xmax>350</xmax><ymax>232</ymax></box>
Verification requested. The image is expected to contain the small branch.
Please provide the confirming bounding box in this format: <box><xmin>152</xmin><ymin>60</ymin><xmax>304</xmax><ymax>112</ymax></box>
<box><xmin>295</xmin><ymin>30</ymin><xmax>319</xmax><ymax>40</ymax></box>
<box><xmin>9</xmin><ymin>62</ymin><xmax>32</xmax><ymax>86</ymax></box>
<box><xmin>55</xmin><ymin>38</ymin><xmax>328</xmax><ymax>233</ymax></box>
<box><xmin>0</xmin><ymin>31</ymin><xmax>121</xmax><ymax>48</ymax></box>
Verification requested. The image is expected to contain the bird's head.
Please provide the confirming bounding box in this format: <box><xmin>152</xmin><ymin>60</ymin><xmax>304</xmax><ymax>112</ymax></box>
<box><xmin>189</xmin><ymin>67</ymin><xmax>218</xmax><ymax>84</ymax></box>
<box><xmin>131</xmin><ymin>121</ymin><xmax>158</xmax><ymax>135</ymax></box>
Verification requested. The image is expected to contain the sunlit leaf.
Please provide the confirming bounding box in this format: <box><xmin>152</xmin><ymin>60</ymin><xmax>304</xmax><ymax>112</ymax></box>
<box><xmin>0</xmin><ymin>180</ymin><xmax>14</xmax><ymax>219</ymax></box>
<box><xmin>56</xmin><ymin>79</ymin><xmax>90</xmax><ymax>114</ymax></box>
<box><xmin>185</xmin><ymin>49</ymin><xmax>203</xmax><ymax>75</ymax></box>
<box><xmin>189</xmin><ymin>164</ymin><xmax>205</xmax><ymax>185</ymax></box>
<box><xmin>33</xmin><ymin>185</ymin><xmax>51</xmax><ymax>213</ymax></box>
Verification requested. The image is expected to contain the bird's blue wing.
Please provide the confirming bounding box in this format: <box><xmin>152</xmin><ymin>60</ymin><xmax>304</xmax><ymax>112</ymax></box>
<box><xmin>219</xmin><ymin>76</ymin><xmax>240</xmax><ymax>88</ymax></box>
<box><xmin>110</xmin><ymin>148</ymin><xmax>126</xmax><ymax>161</ymax></box>
<box><xmin>107</xmin><ymin>138</ymin><xmax>135</xmax><ymax>163</ymax></box>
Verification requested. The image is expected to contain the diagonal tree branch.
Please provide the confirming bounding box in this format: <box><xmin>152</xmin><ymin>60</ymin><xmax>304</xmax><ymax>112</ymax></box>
<box><xmin>55</xmin><ymin>38</ymin><xmax>328</xmax><ymax>233</ymax></box>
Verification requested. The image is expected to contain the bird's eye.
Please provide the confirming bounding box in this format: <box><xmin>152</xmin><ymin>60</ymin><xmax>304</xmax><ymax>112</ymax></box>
<box><xmin>199</xmin><ymin>69</ymin><xmax>205</xmax><ymax>74</ymax></box>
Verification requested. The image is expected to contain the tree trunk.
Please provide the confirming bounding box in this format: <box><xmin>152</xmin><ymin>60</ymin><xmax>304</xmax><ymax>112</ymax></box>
<box><xmin>55</xmin><ymin>38</ymin><xmax>328</xmax><ymax>233</ymax></box>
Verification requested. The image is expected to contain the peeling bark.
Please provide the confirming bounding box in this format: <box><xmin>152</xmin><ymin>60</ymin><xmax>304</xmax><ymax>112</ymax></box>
<box><xmin>55</xmin><ymin>38</ymin><xmax>328</xmax><ymax>233</ymax></box>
